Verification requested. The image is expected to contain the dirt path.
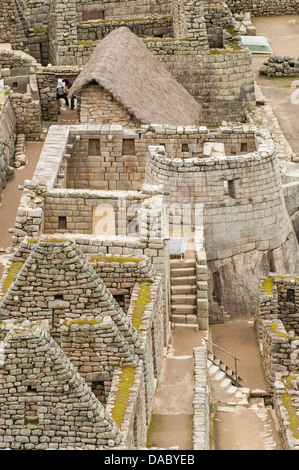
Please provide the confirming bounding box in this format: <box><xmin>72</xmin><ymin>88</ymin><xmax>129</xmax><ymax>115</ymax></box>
<box><xmin>0</xmin><ymin>107</ymin><xmax>78</xmax><ymax>279</ymax></box>
<box><xmin>147</xmin><ymin>330</ymin><xmax>205</xmax><ymax>450</ymax></box>
<box><xmin>0</xmin><ymin>141</ymin><xmax>43</xmax><ymax>278</ymax></box>
<box><xmin>252</xmin><ymin>15</ymin><xmax>299</xmax><ymax>154</ymax></box>
<box><xmin>210</xmin><ymin>321</ymin><xmax>283</xmax><ymax>450</ymax></box>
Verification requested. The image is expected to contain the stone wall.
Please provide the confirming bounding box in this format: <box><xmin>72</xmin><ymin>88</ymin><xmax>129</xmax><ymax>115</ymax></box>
<box><xmin>60</xmin><ymin>316</ymin><xmax>139</xmax><ymax>405</ymax></box>
<box><xmin>194</xmin><ymin>217</ymin><xmax>209</xmax><ymax>330</ymax></box>
<box><xmin>0</xmin><ymin>0</ymin><xmax>29</xmax><ymax>51</ymax></box>
<box><xmin>75</xmin><ymin>0</ymin><xmax>172</xmax><ymax>22</ymax></box>
<box><xmin>144</xmin><ymin>124</ymin><xmax>299</xmax><ymax>321</ymax></box>
<box><xmin>41</xmin><ymin>41</ymin><xmax>255</xmax><ymax>126</ymax></box>
<box><xmin>77</xmin><ymin>15</ymin><xmax>173</xmax><ymax>42</ymax></box>
<box><xmin>273</xmin><ymin>373</ymin><xmax>299</xmax><ymax>450</ymax></box>
<box><xmin>260</xmin><ymin>56</ymin><xmax>299</xmax><ymax>78</ymax></box>
<box><xmin>43</xmin><ymin>189</ymin><xmax>146</xmax><ymax>235</ymax></box>
<box><xmin>0</xmin><ymin>231</ymin><xmax>165</xmax><ymax>449</ymax></box>
<box><xmin>0</xmin><ymin>49</ymin><xmax>41</xmax><ymax>140</ymax></box>
<box><xmin>78</xmin><ymin>85</ymin><xmax>140</xmax><ymax>128</ymax></box>
<box><xmin>127</xmin><ymin>276</ymin><xmax>164</xmax><ymax>423</ymax></box>
<box><xmin>258</xmin><ymin>275</ymin><xmax>299</xmax><ymax>337</ymax></box>
<box><xmin>0</xmin><ymin>49</ymin><xmax>38</xmax><ymax>74</ymax></box>
<box><xmin>0</xmin><ymin>321</ymin><xmax>122</xmax><ymax>449</ymax></box>
<box><xmin>89</xmin><ymin>253</ymin><xmax>156</xmax><ymax>311</ymax></box>
<box><xmin>106</xmin><ymin>363</ymin><xmax>147</xmax><ymax>448</ymax></box>
<box><xmin>192</xmin><ymin>347</ymin><xmax>210</xmax><ymax>450</ymax></box>
<box><xmin>258</xmin><ymin>318</ymin><xmax>299</xmax><ymax>393</ymax></box>
<box><xmin>145</xmin><ymin>39</ymin><xmax>255</xmax><ymax>126</ymax></box>
<box><xmin>0</xmin><ymin>97</ymin><xmax>16</xmax><ymax>200</ymax></box>
<box><xmin>145</xmin><ymin>125</ymin><xmax>292</xmax><ymax>260</ymax></box>
<box><xmin>66</xmin><ymin>126</ymin><xmax>145</xmax><ymax>191</ymax></box>
<box><xmin>256</xmin><ymin>275</ymin><xmax>299</xmax><ymax>450</ymax></box>
<box><xmin>36</xmin><ymin>67</ymin><xmax>80</xmax><ymax>122</ymax></box>
<box><xmin>226</xmin><ymin>0</ymin><xmax>299</xmax><ymax>15</ymax></box>
<box><xmin>9</xmin><ymin>92</ymin><xmax>41</xmax><ymax>141</ymax></box>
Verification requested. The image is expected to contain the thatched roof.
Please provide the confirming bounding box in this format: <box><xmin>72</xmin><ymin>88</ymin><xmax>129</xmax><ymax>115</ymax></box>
<box><xmin>69</xmin><ymin>27</ymin><xmax>202</xmax><ymax>126</ymax></box>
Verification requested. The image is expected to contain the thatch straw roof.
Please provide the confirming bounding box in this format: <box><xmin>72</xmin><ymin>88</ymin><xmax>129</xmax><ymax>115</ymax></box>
<box><xmin>69</xmin><ymin>27</ymin><xmax>202</xmax><ymax>126</ymax></box>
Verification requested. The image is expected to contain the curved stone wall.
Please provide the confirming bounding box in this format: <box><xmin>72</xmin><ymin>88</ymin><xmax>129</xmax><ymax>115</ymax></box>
<box><xmin>145</xmin><ymin>126</ymin><xmax>292</xmax><ymax>259</ymax></box>
<box><xmin>145</xmin><ymin>126</ymin><xmax>299</xmax><ymax>320</ymax></box>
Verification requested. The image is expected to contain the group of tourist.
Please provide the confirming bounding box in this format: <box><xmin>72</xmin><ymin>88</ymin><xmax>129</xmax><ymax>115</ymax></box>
<box><xmin>57</xmin><ymin>78</ymin><xmax>76</xmax><ymax>111</ymax></box>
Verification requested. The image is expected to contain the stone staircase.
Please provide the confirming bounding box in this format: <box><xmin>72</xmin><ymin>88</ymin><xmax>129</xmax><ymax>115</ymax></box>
<box><xmin>170</xmin><ymin>258</ymin><xmax>198</xmax><ymax>331</ymax></box>
<box><xmin>207</xmin><ymin>352</ymin><xmax>250</xmax><ymax>405</ymax></box>
<box><xmin>13</xmin><ymin>0</ymin><xmax>30</xmax><ymax>36</ymax></box>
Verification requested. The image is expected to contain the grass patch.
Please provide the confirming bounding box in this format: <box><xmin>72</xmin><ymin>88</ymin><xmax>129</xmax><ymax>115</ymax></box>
<box><xmin>281</xmin><ymin>377</ymin><xmax>299</xmax><ymax>441</ymax></box>
<box><xmin>90</xmin><ymin>255</ymin><xmax>141</xmax><ymax>264</ymax></box>
<box><xmin>131</xmin><ymin>282</ymin><xmax>151</xmax><ymax>333</ymax></box>
<box><xmin>63</xmin><ymin>318</ymin><xmax>102</xmax><ymax>328</ymax></box>
<box><xmin>27</xmin><ymin>238</ymin><xmax>38</xmax><ymax>244</ymax></box>
<box><xmin>1</xmin><ymin>262</ymin><xmax>24</xmax><ymax>298</ymax></box>
<box><xmin>43</xmin><ymin>238</ymin><xmax>66</xmax><ymax>243</ymax></box>
<box><xmin>110</xmin><ymin>366</ymin><xmax>136</xmax><ymax>429</ymax></box>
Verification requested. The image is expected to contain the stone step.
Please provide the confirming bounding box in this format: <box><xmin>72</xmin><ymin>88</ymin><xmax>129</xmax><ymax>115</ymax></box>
<box><xmin>170</xmin><ymin>259</ymin><xmax>196</xmax><ymax>270</ymax></box>
<box><xmin>171</xmin><ymin>313</ymin><xmax>198</xmax><ymax>324</ymax></box>
<box><xmin>171</xmin><ymin>275</ymin><xmax>197</xmax><ymax>286</ymax></box>
<box><xmin>171</xmin><ymin>322</ymin><xmax>199</xmax><ymax>332</ymax></box>
<box><xmin>171</xmin><ymin>284</ymin><xmax>197</xmax><ymax>295</ymax></box>
<box><xmin>171</xmin><ymin>304</ymin><xmax>197</xmax><ymax>315</ymax></box>
<box><xmin>219</xmin><ymin>377</ymin><xmax>231</xmax><ymax>389</ymax></box>
<box><xmin>171</xmin><ymin>293</ymin><xmax>197</xmax><ymax>305</ymax></box>
<box><xmin>171</xmin><ymin>267</ymin><xmax>196</xmax><ymax>277</ymax></box>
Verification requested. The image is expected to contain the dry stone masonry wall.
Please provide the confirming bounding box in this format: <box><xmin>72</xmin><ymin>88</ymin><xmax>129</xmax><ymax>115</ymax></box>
<box><xmin>260</xmin><ymin>56</ymin><xmax>299</xmax><ymax>78</ymax></box>
<box><xmin>0</xmin><ymin>321</ymin><xmax>123</xmax><ymax>450</ymax></box>
<box><xmin>256</xmin><ymin>275</ymin><xmax>299</xmax><ymax>450</ymax></box>
<box><xmin>0</xmin><ymin>97</ymin><xmax>16</xmax><ymax>200</ymax></box>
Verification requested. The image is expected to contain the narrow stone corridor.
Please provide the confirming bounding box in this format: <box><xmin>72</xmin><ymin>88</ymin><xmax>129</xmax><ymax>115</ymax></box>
<box><xmin>147</xmin><ymin>330</ymin><xmax>205</xmax><ymax>449</ymax></box>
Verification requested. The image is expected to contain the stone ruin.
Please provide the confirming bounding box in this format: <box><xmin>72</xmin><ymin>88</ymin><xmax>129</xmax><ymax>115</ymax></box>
<box><xmin>1</xmin><ymin>0</ymin><xmax>299</xmax><ymax>451</ymax></box>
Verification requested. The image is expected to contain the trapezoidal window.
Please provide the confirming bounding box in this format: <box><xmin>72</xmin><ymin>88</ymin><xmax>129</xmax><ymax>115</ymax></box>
<box><xmin>122</xmin><ymin>139</ymin><xmax>135</xmax><ymax>155</ymax></box>
<box><xmin>286</xmin><ymin>289</ymin><xmax>295</xmax><ymax>303</ymax></box>
<box><xmin>58</xmin><ymin>216</ymin><xmax>67</xmax><ymax>230</ymax></box>
<box><xmin>92</xmin><ymin>381</ymin><xmax>106</xmax><ymax>404</ymax></box>
<box><xmin>182</xmin><ymin>143</ymin><xmax>189</xmax><ymax>152</ymax></box>
<box><xmin>241</xmin><ymin>142</ymin><xmax>248</xmax><ymax>153</ymax></box>
<box><xmin>88</xmin><ymin>139</ymin><xmax>101</xmax><ymax>156</ymax></box>
<box><xmin>224</xmin><ymin>179</ymin><xmax>237</xmax><ymax>199</ymax></box>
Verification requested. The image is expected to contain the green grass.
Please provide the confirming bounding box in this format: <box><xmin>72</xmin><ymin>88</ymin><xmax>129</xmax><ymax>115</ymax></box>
<box><xmin>0</xmin><ymin>261</ymin><xmax>24</xmax><ymax>300</ymax></box>
<box><xmin>110</xmin><ymin>366</ymin><xmax>136</xmax><ymax>429</ymax></box>
<box><xmin>131</xmin><ymin>283</ymin><xmax>151</xmax><ymax>333</ymax></box>
<box><xmin>262</xmin><ymin>277</ymin><xmax>274</xmax><ymax>295</ymax></box>
<box><xmin>90</xmin><ymin>255</ymin><xmax>141</xmax><ymax>264</ymax></box>
<box><xmin>281</xmin><ymin>375</ymin><xmax>299</xmax><ymax>441</ymax></box>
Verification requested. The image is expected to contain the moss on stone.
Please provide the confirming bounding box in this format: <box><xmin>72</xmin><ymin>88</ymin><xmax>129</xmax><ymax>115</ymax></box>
<box><xmin>270</xmin><ymin>322</ymin><xmax>288</xmax><ymax>338</ymax></box>
<box><xmin>27</xmin><ymin>238</ymin><xmax>38</xmax><ymax>244</ymax></box>
<box><xmin>30</xmin><ymin>28</ymin><xmax>47</xmax><ymax>35</ymax></box>
<box><xmin>76</xmin><ymin>40</ymin><xmax>100</xmax><ymax>46</ymax></box>
<box><xmin>131</xmin><ymin>282</ymin><xmax>151</xmax><ymax>333</ymax></box>
<box><xmin>281</xmin><ymin>380</ymin><xmax>299</xmax><ymax>440</ymax></box>
<box><xmin>63</xmin><ymin>318</ymin><xmax>103</xmax><ymax>328</ymax></box>
<box><xmin>110</xmin><ymin>366</ymin><xmax>136</xmax><ymax>429</ymax></box>
<box><xmin>209</xmin><ymin>49</ymin><xmax>246</xmax><ymax>55</ymax></box>
<box><xmin>262</xmin><ymin>277</ymin><xmax>274</xmax><ymax>295</ymax></box>
<box><xmin>1</xmin><ymin>262</ymin><xmax>24</xmax><ymax>297</ymax></box>
<box><xmin>90</xmin><ymin>255</ymin><xmax>142</xmax><ymax>264</ymax></box>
